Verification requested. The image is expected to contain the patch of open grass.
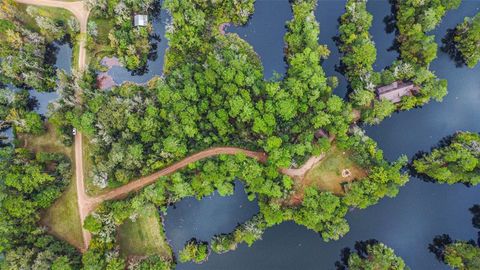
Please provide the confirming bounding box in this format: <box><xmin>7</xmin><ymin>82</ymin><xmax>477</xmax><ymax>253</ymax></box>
<box><xmin>41</xmin><ymin>178</ymin><xmax>83</xmax><ymax>249</ymax></box>
<box><xmin>118</xmin><ymin>204</ymin><xmax>173</xmax><ymax>259</ymax></box>
<box><xmin>17</xmin><ymin>123</ymin><xmax>84</xmax><ymax>249</ymax></box>
<box><xmin>302</xmin><ymin>146</ymin><xmax>368</xmax><ymax>195</ymax></box>
<box><xmin>15</xmin><ymin>3</ymin><xmax>73</xmax><ymax>39</ymax></box>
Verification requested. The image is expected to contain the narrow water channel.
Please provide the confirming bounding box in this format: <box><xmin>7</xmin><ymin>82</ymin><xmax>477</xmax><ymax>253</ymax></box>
<box><xmin>229</xmin><ymin>0</ymin><xmax>292</xmax><ymax>79</ymax></box>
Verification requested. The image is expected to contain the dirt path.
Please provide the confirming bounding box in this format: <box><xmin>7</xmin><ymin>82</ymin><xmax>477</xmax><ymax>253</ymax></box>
<box><xmin>74</xmin><ymin>134</ymin><xmax>90</xmax><ymax>252</ymax></box>
<box><xmin>85</xmin><ymin>147</ymin><xmax>268</xmax><ymax>211</ymax></box>
<box><xmin>280</xmin><ymin>154</ymin><xmax>326</xmax><ymax>178</ymax></box>
<box><xmin>84</xmin><ymin>146</ymin><xmax>326</xmax><ymax>211</ymax></box>
<box><xmin>14</xmin><ymin>0</ymin><xmax>91</xmax><ymax>251</ymax></box>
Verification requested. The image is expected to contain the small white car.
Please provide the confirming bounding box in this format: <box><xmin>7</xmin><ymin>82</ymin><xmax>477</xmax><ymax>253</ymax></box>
<box><xmin>72</xmin><ymin>128</ymin><xmax>77</xmax><ymax>136</ymax></box>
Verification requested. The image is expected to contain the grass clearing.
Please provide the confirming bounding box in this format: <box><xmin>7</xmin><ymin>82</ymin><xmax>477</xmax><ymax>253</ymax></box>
<box><xmin>15</xmin><ymin>4</ymin><xmax>73</xmax><ymax>39</ymax></box>
<box><xmin>17</xmin><ymin>123</ymin><xmax>84</xmax><ymax>249</ymax></box>
<box><xmin>286</xmin><ymin>145</ymin><xmax>368</xmax><ymax>204</ymax></box>
<box><xmin>41</xmin><ymin>178</ymin><xmax>83</xmax><ymax>249</ymax></box>
<box><xmin>118</xmin><ymin>204</ymin><xmax>173</xmax><ymax>259</ymax></box>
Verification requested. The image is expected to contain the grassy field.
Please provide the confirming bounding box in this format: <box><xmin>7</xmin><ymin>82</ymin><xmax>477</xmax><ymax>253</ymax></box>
<box><xmin>302</xmin><ymin>146</ymin><xmax>368</xmax><ymax>196</ymax></box>
<box><xmin>15</xmin><ymin>3</ymin><xmax>73</xmax><ymax>39</ymax></box>
<box><xmin>118</xmin><ymin>204</ymin><xmax>173</xmax><ymax>259</ymax></box>
<box><xmin>17</xmin><ymin>123</ymin><xmax>84</xmax><ymax>249</ymax></box>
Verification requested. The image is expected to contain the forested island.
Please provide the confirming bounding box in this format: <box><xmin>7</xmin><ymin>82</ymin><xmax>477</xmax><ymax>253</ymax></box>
<box><xmin>430</xmin><ymin>205</ymin><xmax>480</xmax><ymax>270</ymax></box>
<box><xmin>450</xmin><ymin>12</ymin><xmax>480</xmax><ymax>68</ymax></box>
<box><xmin>0</xmin><ymin>0</ymin><xmax>479</xmax><ymax>269</ymax></box>
<box><xmin>413</xmin><ymin>132</ymin><xmax>480</xmax><ymax>186</ymax></box>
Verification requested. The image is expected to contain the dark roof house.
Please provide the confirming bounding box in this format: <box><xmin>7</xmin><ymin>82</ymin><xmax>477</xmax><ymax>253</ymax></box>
<box><xmin>375</xmin><ymin>81</ymin><xmax>419</xmax><ymax>103</ymax></box>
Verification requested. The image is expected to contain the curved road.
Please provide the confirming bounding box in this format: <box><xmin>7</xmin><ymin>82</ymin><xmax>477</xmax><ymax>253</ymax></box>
<box><xmin>85</xmin><ymin>147</ymin><xmax>268</xmax><ymax>209</ymax></box>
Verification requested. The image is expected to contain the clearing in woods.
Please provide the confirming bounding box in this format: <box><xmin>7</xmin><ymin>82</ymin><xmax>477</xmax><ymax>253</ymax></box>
<box><xmin>288</xmin><ymin>145</ymin><xmax>368</xmax><ymax>204</ymax></box>
<box><xmin>118</xmin><ymin>204</ymin><xmax>173</xmax><ymax>259</ymax></box>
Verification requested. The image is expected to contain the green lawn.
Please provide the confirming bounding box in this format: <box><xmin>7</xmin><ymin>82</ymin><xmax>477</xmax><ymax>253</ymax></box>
<box><xmin>17</xmin><ymin>123</ymin><xmax>84</xmax><ymax>249</ymax></box>
<box><xmin>118</xmin><ymin>204</ymin><xmax>173</xmax><ymax>259</ymax></box>
<box><xmin>302</xmin><ymin>146</ymin><xmax>368</xmax><ymax>195</ymax></box>
<box><xmin>41</xmin><ymin>178</ymin><xmax>84</xmax><ymax>249</ymax></box>
<box><xmin>15</xmin><ymin>4</ymin><xmax>73</xmax><ymax>39</ymax></box>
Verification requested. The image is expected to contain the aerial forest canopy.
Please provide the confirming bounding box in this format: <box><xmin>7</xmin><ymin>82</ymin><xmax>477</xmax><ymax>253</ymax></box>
<box><xmin>335</xmin><ymin>240</ymin><xmax>408</xmax><ymax>270</ymax></box>
<box><xmin>413</xmin><ymin>132</ymin><xmax>480</xmax><ymax>186</ymax></box>
<box><xmin>339</xmin><ymin>0</ymin><xmax>459</xmax><ymax>124</ymax></box>
<box><xmin>0</xmin><ymin>87</ymin><xmax>45</xmax><ymax>136</ymax></box>
<box><xmin>74</xmin><ymin>0</ymin><xmax>408</xmax><ymax>266</ymax></box>
<box><xmin>0</xmin><ymin>0</ymin><xmax>77</xmax><ymax>92</ymax></box>
<box><xmin>1</xmin><ymin>0</ymin><xmax>473</xmax><ymax>269</ymax></box>
<box><xmin>0</xmin><ymin>146</ymin><xmax>80</xmax><ymax>269</ymax></box>
<box><xmin>452</xmin><ymin>12</ymin><xmax>480</xmax><ymax>68</ymax></box>
<box><xmin>86</xmin><ymin>0</ymin><xmax>158</xmax><ymax>71</ymax></box>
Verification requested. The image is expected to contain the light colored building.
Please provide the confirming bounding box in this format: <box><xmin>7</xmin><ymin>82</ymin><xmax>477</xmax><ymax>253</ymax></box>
<box><xmin>376</xmin><ymin>81</ymin><xmax>419</xmax><ymax>103</ymax></box>
<box><xmin>134</xmin><ymin>14</ymin><xmax>148</xmax><ymax>27</ymax></box>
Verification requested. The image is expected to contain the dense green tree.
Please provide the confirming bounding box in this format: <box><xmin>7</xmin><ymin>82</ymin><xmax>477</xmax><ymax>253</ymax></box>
<box><xmin>396</xmin><ymin>0</ymin><xmax>461</xmax><ymax>66</ymax></box>
<box><xmin>88</xmin><ymin>0</ymin><xmax>158</xmax><ymax>70</ymax></box>
<box><xmin>0</xmin><ymin>0</ymin><xmax>72</xmax><ymax>91</ymax></box>
<box><xmin>0</xmin><ymin>88</ymin><xmax>45</xmax><ymax>135</ymax></box>
<box><xmin>178</xmin><ymin>239</ymin><xmax>209</xmax><ymax>264</ymax></box>
<box><xmin>430</xmin><ymin>234</ymin><xmax>480</xmax><ymax>270</ymax></box>
<box><xmin>0</xmin><ymin>145</ymin><xmax>80</xmax><ymax>269</ymax></box>
<box><xmin>336</xmin><ymin>240</ymin><xmax>408</xmax><ymax>270</ymax></box>
<box><xmin>293</xmin><ymin>188</ymin><xmax>350</xmax><ymax>241</ymax></box>
<box><xmin>444</xmin><ymin>242</ymin><xmax>480</xmax><ymax>270</ymax></box>
<box><xmin>413</xmin><ymin>132</ymin><xmax>480</xmax><ymax>186</ymax></box>
<box><xmin>453</xmin><ymin>12</ymin><xmax>480</xmax><ymax>68</ymax></box>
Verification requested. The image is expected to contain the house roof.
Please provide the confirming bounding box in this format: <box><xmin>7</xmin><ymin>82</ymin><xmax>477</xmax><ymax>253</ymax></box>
<box><xmin>376</xmin><ymin>81</ymin><xmax>419</xmax><ymax>103</ymax></box>
<box><xmin>134</xmin><ymin>14</ymin><xmax>148</xmax><ymax>26</ymax></box>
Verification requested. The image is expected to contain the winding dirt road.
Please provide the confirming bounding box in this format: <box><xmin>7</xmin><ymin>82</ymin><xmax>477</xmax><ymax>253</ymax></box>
<box><xmin>85</xmin><ymin>147</ymin><xmax>268</xmax><ymax>210</ymax></box>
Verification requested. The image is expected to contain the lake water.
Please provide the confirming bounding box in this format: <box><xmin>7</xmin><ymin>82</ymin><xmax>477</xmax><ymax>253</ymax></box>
<box><xmin>163</xmin><ymin>181</ymin><xmax>259</xmax><ymax>257</ymax></box>
<box><xmin>166</xmin><ymin>1</ymin><xmax>480</xmax><ymax>270</ymax></box>
<box><xmin>229</xmin><ymin>0</ymin><xmax>292</xmax><ymax>79</ymax></box>
<box><xmin>30</xmin><ymin>41</ymin><xmax>72</xmax><ymax>115</ymax></box>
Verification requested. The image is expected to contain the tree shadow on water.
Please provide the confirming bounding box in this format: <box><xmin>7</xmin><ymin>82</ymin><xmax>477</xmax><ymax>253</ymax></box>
<box><xmin>44</xmin><ymin>34</ymin><xmax>72</xmax><ymax>68</ymax></box>
<box><xmin>429</xmin><ymin>234</ymin><xmax>453</xmax><ymax>262</ymax></box>
<box><xmin>441</xmin><ymin>28</ymin><xmax>466</xmax><ymax>68</ymax></box>
<box><xmin>384</xmin><ymin>0</ymin><xmax>401</xmax><ymax>55</ymax></box>
<box><xmin>469</xmin><ymin>205</ymin><xmax>480</xmax><ymax>230</ymax></box>
<box><xmin>334</xmin><ymin>239</ymin><xmax>379</xmax><ymax>270</ymax></box>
